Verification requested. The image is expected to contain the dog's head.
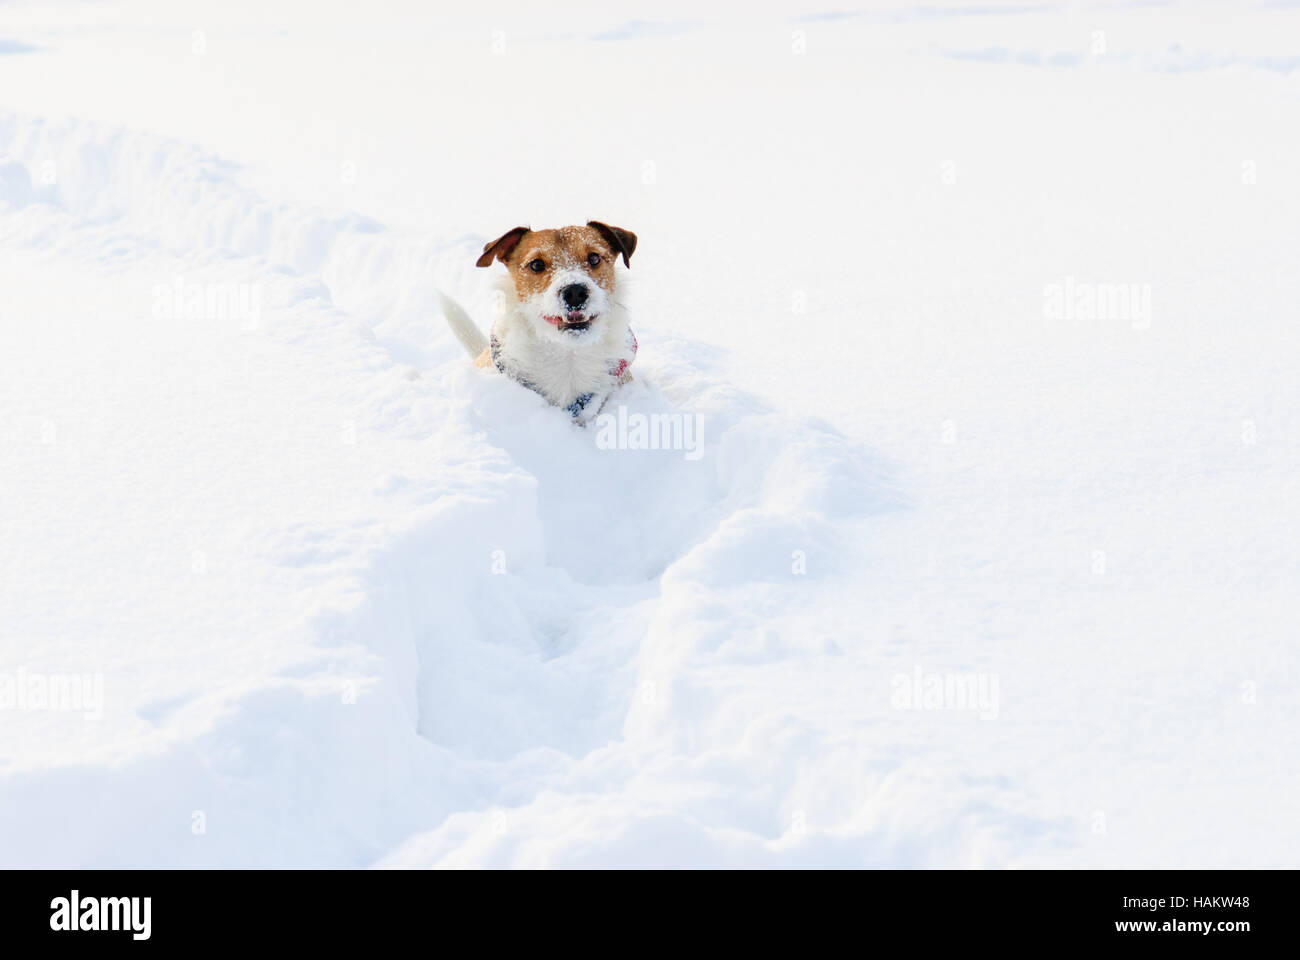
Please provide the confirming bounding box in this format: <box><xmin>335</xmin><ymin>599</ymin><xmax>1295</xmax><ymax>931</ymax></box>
<box><xmin>476</xmin><ymin>221</ymin><xmax>636</xmax><ymax>341</ymax></box>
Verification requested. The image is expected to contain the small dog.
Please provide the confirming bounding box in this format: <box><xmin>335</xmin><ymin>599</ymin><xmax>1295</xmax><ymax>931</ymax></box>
<box><xmin>441</xmin><ymin>221</ymin><xmax>638</xmax><ymax>421</ymax></box>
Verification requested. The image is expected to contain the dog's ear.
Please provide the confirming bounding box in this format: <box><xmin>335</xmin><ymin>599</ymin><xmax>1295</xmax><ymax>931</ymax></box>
<box><xmin>476</xmin><ymin>226</ymin><xmax>530</xmax><ymax>268</ymax></box>
<box><xmin>587</xmin><ymin>221</ymin><xmax>637</xmax><ymax>267</ymax></box>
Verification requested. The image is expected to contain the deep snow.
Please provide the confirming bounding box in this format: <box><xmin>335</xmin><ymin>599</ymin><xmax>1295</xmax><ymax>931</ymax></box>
<box><xmin>1</xmin><ymin>0</ymin><xmax>1297</xmax><ymax>867</ymax></box>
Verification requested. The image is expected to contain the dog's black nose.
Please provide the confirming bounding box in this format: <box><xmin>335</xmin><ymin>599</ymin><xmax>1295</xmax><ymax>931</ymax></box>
<box><xmin>561</xmin><ymin>284</ymin><xmax>589</xmax><ymax>309</ymax></box>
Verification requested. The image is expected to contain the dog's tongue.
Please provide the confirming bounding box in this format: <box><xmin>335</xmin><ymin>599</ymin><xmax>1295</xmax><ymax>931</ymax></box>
<box><xmin>542</xmin><ymin>312</ymin><xmax>588</xmax><ymax>328</ymax></box>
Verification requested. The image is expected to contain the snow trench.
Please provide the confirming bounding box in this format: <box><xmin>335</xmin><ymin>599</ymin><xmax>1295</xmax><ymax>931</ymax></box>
<box><xmin>1</xmin><ymin>114</ymin><xmax>944</xmax><ymax>867</ymax></box>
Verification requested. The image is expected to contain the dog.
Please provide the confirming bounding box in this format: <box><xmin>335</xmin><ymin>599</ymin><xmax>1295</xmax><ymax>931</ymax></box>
<box><xmin>440</xmin><ymin>221</ymin><xmax>638</xmax><ymax>421</ymax></box>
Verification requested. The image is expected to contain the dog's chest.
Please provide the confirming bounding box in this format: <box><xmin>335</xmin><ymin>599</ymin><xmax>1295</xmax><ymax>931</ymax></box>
<box><xmin>494</xmin><ymin>322</ymin><xmax>628</xmax><ymax>408</ymax></box>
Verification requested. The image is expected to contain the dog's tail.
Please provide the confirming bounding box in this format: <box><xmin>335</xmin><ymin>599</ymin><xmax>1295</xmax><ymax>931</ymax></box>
<box><xmin>438</xmin><ymin>290</ymin><xmax>489</xmax><ymax>358</ymax></box>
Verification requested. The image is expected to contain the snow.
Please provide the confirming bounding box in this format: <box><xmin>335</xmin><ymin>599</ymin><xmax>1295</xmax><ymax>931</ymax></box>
<box><xmin>1</xmin><ymin>0</ymin><xmax>1297</xmax><ymax>868</ymax></box>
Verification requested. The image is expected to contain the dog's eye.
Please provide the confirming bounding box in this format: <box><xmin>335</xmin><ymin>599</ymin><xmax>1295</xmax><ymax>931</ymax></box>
<box><xmin>587</xmin><ymin>253</ymin><xmax>602</xmax><ymax>268</ymax></box>
<box><xmin>527</xmin><ymin>258</ymin><xmax>546</xmax><ymax>273</ymax></box>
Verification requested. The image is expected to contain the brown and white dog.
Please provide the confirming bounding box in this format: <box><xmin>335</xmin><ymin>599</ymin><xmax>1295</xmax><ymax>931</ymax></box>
<box><xmin>440</xmin><ymin>221</ymin><xmax>638</xmax><ymax>421</ymax></box>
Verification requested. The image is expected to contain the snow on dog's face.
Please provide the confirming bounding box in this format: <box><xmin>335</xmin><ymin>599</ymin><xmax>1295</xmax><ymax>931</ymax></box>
<box><xmin>477</xmin><ymin>222</ymin><xmax>636</xmax><ymax>342</ymax></box>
